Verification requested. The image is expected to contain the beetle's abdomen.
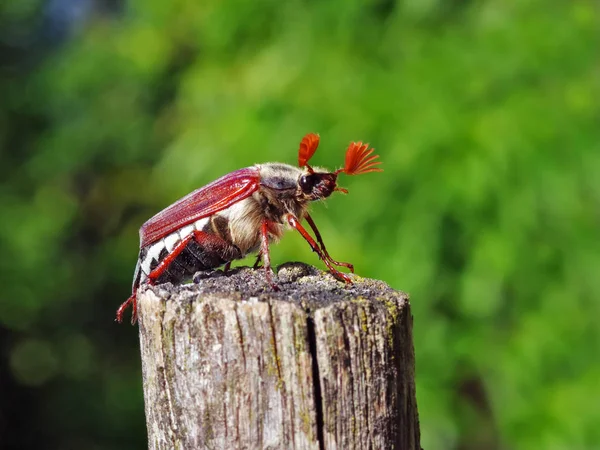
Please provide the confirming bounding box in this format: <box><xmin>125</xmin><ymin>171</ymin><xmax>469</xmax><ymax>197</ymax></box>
<box><xmin>134</xmin><ymin>216</ymin><xmax>242</xmax><ymax>287</ymax></box>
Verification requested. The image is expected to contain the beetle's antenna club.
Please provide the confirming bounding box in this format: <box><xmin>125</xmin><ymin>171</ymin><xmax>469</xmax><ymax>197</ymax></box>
<box><xmin>298</xmin><ymin>133</ymin><xmax>320</xmax><ymax>173</ymax></box>
<box><xmin>335</xmin><ymin>141</ymin><xmax>383</xmax><ymax>176</ymax></box>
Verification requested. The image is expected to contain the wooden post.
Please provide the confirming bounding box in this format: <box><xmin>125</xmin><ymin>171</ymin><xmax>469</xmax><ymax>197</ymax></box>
<box><xmin>138</xmin><ymin>263</ymin><xmax>420</xmax><ymax>450</ymax></box>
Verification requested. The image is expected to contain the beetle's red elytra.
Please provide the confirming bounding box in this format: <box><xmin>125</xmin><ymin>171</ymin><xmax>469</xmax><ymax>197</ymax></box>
<box><xmin>117</xmin><ymin>133</ymin><xmax>382</xmax><ymax>324</ymax></box>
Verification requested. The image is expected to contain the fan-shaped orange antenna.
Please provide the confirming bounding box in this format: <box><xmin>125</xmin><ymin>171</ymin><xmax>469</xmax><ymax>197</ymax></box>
<box><xmin>298</xmin><ymin>133</ymin><xmax>320</xmax><ymax>172</ymax></box>
<box><xmin>336</xmin><ymin>141</ymin><xmax>383</xmax><ymax>176</ymax></box>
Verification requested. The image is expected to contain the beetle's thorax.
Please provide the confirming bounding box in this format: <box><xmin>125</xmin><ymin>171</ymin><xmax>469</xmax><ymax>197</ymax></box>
<box><xmin>257</xmin><ymin>163</ymin><xmax>306</xmax><ymax>220</ymax></box>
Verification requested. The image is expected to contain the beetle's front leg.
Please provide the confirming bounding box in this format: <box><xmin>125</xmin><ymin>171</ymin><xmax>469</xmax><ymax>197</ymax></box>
<box><xmin>305</xmin><ymin>213</ymin><xmax>354</xmax><ymax>273</ymax></box>
<box><xmin>285</xmin><ymin>213</ymin><xmax>352</xmax><ymax>284</ymax></box>
<box><xmin>260</xmin><ymin>221</ymin><xmax>279</xmax><ymax>290</ymax></box>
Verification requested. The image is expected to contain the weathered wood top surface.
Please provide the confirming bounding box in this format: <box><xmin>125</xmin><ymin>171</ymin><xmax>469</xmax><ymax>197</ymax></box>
<box><xmin>138</xmin><ymin>263</ymin><xmax>419</xmax><ymax>450</ymax></box>
<box><xmin>146</xmin><ymin>261</ymin><xmax>409</xmax><ymax>311</ymax></box>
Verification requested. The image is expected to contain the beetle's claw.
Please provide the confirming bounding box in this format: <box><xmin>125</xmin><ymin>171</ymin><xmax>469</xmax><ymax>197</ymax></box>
<box><xmin>330</xmin><ymin>269</ymin><xmax>353</xmax><ymax>284</ymax></box>
<box><xmin>117</xmin><ymin>294</ymin><xmax>136</xmax><ymax>325</ymax></box>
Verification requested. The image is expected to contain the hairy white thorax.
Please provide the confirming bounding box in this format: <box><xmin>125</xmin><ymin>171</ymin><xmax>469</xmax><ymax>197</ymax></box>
<box><xmin>215</xmin><ymin>196</ymin><xmax>264</xmax><ymax>254</ymax></box>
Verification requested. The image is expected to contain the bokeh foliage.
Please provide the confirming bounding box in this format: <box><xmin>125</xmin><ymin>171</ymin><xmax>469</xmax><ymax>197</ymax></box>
<box><xmin>1</xmin><ymin>0</ymin><xmax>599</xmax><ymax>448</ymax></box>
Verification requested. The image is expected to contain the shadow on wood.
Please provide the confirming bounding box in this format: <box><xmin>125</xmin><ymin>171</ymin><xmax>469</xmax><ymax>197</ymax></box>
<box><xmin>138</xmin><ymin>262</ymin><xmax>420</xmax><ymax>450</ymax></box>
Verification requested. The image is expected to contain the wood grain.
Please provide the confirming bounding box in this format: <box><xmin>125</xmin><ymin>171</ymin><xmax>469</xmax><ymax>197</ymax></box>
<box><xmin>138</xmin><ymin>263</ymin><xmax>420</xmax><ymax>450</ymax></box>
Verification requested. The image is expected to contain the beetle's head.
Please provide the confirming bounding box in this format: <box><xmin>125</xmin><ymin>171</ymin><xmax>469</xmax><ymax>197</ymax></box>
<box><xmin>297</xmin><ymin>133</ymin><xmax>382</xmax><ymax>201</ymax></box>
<box><xmin>298</xmin><ymin>170</ymin><xmax>338</xmax><ymax>201</ymax></box>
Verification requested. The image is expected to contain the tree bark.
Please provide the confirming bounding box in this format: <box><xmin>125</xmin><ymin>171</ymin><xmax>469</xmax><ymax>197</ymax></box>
<box><xmin>138</xmin><ymin>263</ymin><xmax>420</xmax><ymax>450</ymax></box>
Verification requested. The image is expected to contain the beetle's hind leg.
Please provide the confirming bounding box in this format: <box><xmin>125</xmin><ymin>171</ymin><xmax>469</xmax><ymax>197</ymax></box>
<box><xmin>117</xmin><ymin>236</ymin><xmax>195</xmax><ymax>326</ymax></box>
<box><xmin>118</xmin><ymin>230</ymin><xmax>241</xmax><ymax>325</ymax></box>
<box><xmin>116</xmin><ymin>293</ymin><xmax>137</xmax><ymax>325</ymax></box>
<box><xmin>147</xmin><ymin>230</ymin><xmax>240</xmax><ymax>284</ymax></box>
<box><xmin>117</xmin><ymin>260</ymin><xmax>144</xmax><ymax>325</ymax></box>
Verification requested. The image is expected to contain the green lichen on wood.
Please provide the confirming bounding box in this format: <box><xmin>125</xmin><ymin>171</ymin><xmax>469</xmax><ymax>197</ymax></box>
<box><xmin>357</xmin><ymin>305</ymin><xmax>369</xmax><ymax>334</ymax></box>
<box><xmin>267</xmin><ymin>325</ymin><xmax>284</xmax><ymax>391</ymax></box>
<box><xmin>381</xmin><ymin>296</ymin><xmax>400</xmax><ymax>349</ymax></box>
<box><xmin>293</xmin><ymin>322</ymin><xmax>306</xmax><ymax>355</ymax></box>
<box><xmin>299</xmin><ymin>408</ymin><xmax>314</xmax><ymax>438</ymax></box>
<box><xmin>350</xmin><ymin>415</ymin><xmax>357</xmax><ymax>440</ymax></box>
<box><xmin>351</xmin><ymin>295</ymin><xmax>369</xmax><ymax>305</ymax></box>
<box><xmin>160</xmin><ymin>312</ymin><xmax>177</xmax><ymax>384</ymax></box>
<box><xmin>202</xmin><ymin>404</ymin><xmax>216</xmax><ymax>443</ymax></box>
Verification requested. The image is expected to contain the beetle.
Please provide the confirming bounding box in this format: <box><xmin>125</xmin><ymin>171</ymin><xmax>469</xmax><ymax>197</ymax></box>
<box><xmin>117</xmin><ymin>133</ymin><xmax>382</xmax><ymax>324</ymax></box>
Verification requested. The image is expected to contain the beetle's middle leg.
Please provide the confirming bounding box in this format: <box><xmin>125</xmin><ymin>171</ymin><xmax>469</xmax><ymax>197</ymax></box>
<box><xmin>116</xmin><ymin>292</ymin><xmax>137</xmax><ymax>325</ymax></box>
<box><xmin>259</xmin><ymin>221</ymin><xmax>279</xmax><ymax>290</ymax></box>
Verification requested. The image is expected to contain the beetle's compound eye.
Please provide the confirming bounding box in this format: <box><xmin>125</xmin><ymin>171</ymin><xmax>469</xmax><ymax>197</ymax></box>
<box><xmin>299</xmin><ymin>174</ymin><xmax>315</xmax><ymax>193</ymax></box>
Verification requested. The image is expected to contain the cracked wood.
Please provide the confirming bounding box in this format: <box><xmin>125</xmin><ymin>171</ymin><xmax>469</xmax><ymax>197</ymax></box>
<box><xmin>137</xmin><ymin>263</ymin><xmax>420</xmax><ymax>450</ymax></box>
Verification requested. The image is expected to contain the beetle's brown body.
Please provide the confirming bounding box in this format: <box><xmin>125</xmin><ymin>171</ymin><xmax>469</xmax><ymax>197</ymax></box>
<box><xmin>117</xmin><ymin>134</ymin><xmax>382</xmax><ymax>324</ymax></box>
<box><xmin>133</xmin><ymin>163</ymin><xmax>308</xmax><ymax>289</ymax></box>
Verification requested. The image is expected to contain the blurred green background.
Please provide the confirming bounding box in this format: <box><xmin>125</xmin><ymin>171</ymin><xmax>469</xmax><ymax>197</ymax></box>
<box><xmin>1</xmin><ymin>0</ymin><xmax>599</xmax><ymax>449</ymax></box>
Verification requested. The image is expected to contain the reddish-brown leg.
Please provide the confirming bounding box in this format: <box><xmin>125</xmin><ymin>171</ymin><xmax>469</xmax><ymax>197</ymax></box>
<box><xmin>253</xmin><ymin>252</ymin><xmax>263</xmax><ymax>269</ymax></box>
<box><xmin>223</xmin><ymin>261</ymin><xmax>231</xmax><ymax>273</ymax></box>
<box><xmin>260</xmin><ymin>220</ymin><xmax>278</xmax><ymax>290</ymax></box>
<box><xmin>147</xmin><ymin>230</ymin><xmax>238</xmax><ymax>283</ymax></box>
<box><xmin>117</xmin><ymin>234</ymin><xmax>196</xmax><ymax>325</ymax></box>
<box><xmin>131</xmin><ymin>294</ymin><xmax>137</xmax><ymax>323</ymax></box>
<box><xmin>285</xmin><ymin>214</ymin><xmax>352</xmax><ymax>283</ymax></box>
<box><xmin>305</xmin><ymin>213</ymin><xmax>354</xmax><ymax>273</ymax></box>
<box><xmin>116</xmin><ymin>293</ymin><xmax>137</xmax><ymax>324</ymax></box>
<box><xmin>146</xmin><ymin>234</ymin><xmax>195</xmax><ymax>283</ymax></box>
<box><xmin>117</xmin><ymin>230</ymin><xmax>238</xmax><ymax>325</ymax></box>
